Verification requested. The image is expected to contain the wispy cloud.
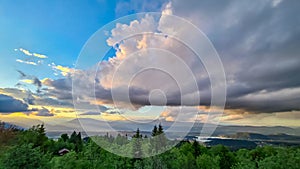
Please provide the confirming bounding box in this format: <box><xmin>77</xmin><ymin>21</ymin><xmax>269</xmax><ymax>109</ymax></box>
<box><xmin>19</xmin><ymin>48</ymin><xmax>33</xmax><ymax>56</ymax></box>
<box><xmin>16</xmin><ymin>59</ymin><xmax>37</xmax><ymax>65</ymax></box>
<box><xmin>49</xmin><ymin>63</ymin><xmax>75</xmax><ymax>76</ymax></box>
<box><xmin>17</xmin><ymin>48</ymin><xmax>48</xmax><ymax>59</ymax></box>
<box><xmin>32</xmin><ymin>53</ymin><xmax>47</xmax><ymax>59</ymax></box>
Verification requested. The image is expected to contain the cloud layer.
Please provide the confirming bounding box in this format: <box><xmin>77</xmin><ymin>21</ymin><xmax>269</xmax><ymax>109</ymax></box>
<box><xmin>4</xmin><ymin>0</ymin><xmax>299</xmax><ymax>125</ymax></box>
<box><xmin>40</xmin><ymin>0</ymin><xmax>300</xmax><ymax>119</ymax></box>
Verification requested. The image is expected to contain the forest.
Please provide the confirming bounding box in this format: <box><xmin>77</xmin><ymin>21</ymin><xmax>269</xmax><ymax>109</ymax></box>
<box><xmin>0</xmin><ymin>121</ymin><xmax>299</xmax><ymax>169</ymax></box>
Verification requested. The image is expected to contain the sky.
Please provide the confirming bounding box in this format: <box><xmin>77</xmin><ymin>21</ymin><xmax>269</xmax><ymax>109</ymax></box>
<box><xmin>0</xmin><ymin>0</ymin><xmax>300</xmax><ymax>131</ymax></box>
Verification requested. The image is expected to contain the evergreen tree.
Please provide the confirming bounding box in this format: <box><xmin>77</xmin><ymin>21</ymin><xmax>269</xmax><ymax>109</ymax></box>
<box><xmin>132</xmin><ymin>128</ymin><xmax>143</xmax><ymax>159</ymax></box>
<box><xmin>69</xmin><ymin>131</ymin><xmax>77</xmax><ymax>143</ymax></box>
<box><xmin>158</xmin><ymin>123</ymin><xmax>163</xmax><ymax>134</ymax></box>
<box><xmin>157</xmin><ymin>123</ymin><xmax>167</xmax><ymax>148</ymax></box>
<box><xmin>150</xmin><ymin>124</ymin><xmax>167</xmax><ymax>153</ymax></box>
<box><xmin>60</xmin><ymin>133</ymin><xmax>69</xmax><ymax>142</ymax></box>
<box><xmin>152</xmin><ymin>125</ymin><xmax>158</xmax><ymax>137</ymax></box>
<box><xmin>192</xmin><ymin>141</ymin><xmax>201</xmax><ymax>157</ymax></box>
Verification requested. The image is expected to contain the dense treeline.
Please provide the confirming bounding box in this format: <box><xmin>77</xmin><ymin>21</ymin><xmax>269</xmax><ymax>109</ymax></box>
<box><xmin>0</xmin><ymin>121</ymin><xmax>299</xmax><ymax>169</ymax></box>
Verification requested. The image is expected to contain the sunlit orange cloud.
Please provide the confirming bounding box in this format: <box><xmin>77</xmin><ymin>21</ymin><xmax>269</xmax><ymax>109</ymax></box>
<box><xmin>0</xmin><ymin>112</ymin><xmax>28</xmax><ymax>118</ymax></box>
<box><xmin>196</xmin><ymin>106</ymin><xmax>210</xmax><ymax>111</ymax></box>
<box><xmin>41</xmin><ymin>78</ymin><xmax>52</xmax><ymax>86</ymax></box>
<box><xmin>89</xmin><ymin>99</ymin><xmax>109</xmax><ymax>106</ymax></box>
<box><xmin>0</xmin><ymin>112</ymin><xmax>45</xmax><ymax>124</ymax></box>
<box><xmin>25</xmin><ymin>104</ymin><xmax>76</xmax><ymax>118</ymax></box>
<box><xmin>136</xmin><ymin>35</ymin><xmax>148</xmax><ymax>49</ymax></box>
<box><xmin>99</xmin><ymin>111</ymin><xmax>159</xmax><ymax>121</ymax></box>
<box><xmin>196</xmin><ymin>105</ymin><xmax>226</xmax><ymax>113</ymax></box>
<box><xmin>20</xmin><ymin>79</ymin><xmax>35</xmax><ymax>84</ymax></box>
<box><xmin>99</xmin><ymin>112</ymin><xmax>127</xmax><ymax>121</ymax></box>
<box><xmin>160</xmin><ymin>111</ymin><xmax>169</xmax><ymax>117</ymax></box>
<box><xmin>52</xmin><ymin>65</ymin><xmax>75</xmax><ymax>76</ymax></box>
<box><xmin>165</xmin><ymin>116</ymin><xmax>174</xmax><ymax>121</ymax></box>
<box><xmin>159</xmin><ymin>110</ymin><xmax>176</xmax><ymax>122</ymax></box>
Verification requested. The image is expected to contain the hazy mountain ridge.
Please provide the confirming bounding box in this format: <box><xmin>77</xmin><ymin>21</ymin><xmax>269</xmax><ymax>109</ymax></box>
<box><xmin>4</xmin><ymin>118</ymin><xmax>300</xmax><ymax>139</ymax></box>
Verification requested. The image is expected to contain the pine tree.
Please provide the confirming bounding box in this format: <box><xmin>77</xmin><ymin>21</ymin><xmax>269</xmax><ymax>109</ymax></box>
<box><xmin>158</xmin><ymin>123</ymin><xmax>163</xmax><ymax>134</ymax></box>
<box><xmin>150</xmin><ymin>124</ymin><xmax>167</xmax><ymax>153</ymax></box>
<box><xmin>69</xmin><ymin>131</ymin><xmax>77</xmax><ymax>143</ymax></box>
<box><xmin>152</xmin><ymin>125</ymin><xmax>158</xmax><ymax>137</ymax></box>
<box><xmin>192</xmin><ymin>141</ymin><xmax>201</xmax><ymax>157</ymax></box>
<box><xmin>157</xmin><ymin>123</ymin><xmax>167</xmax><ymax>149</ymax></box>
<box><xmin>132</xmin><ymin>128</ymin><xmax>143</xmax><ymax>159</ymax></box>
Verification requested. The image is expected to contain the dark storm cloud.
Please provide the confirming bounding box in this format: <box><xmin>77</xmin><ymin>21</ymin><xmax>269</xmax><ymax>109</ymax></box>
<box><xmin>169</xmin><ymin>0</ymin><xmax>300</xmax><ymax>113</ymax></box>
<box><xmin>227</xmin><ymin>97</ymin><xmax>300</xmax><ymax>113</ymax></box>
<box><xmin>0</xmin><ymin>94</ymin><xmax>30</xmax><ymax>113</ymax></box>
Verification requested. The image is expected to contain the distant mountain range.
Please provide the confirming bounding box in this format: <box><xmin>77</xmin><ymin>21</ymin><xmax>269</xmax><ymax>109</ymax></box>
<box><xmin>3</xmin><ymin>118</ymin><xmax>300</xmax><ymax>139</ymax></box>
<box><xmin>224</xmin><ymin>132</ymin><xmax>300</xmax><ymax>142</ymax></box>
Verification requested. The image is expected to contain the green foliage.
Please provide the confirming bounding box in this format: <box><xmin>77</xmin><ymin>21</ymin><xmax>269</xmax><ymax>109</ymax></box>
<box><xmin>196</xmin><ymin>154</ymin><xmax>220</xmax><ymax>169</ymax></box>
<box><xmin>1</xmin><ymin>123</ymin><xmax>300</xmax><ymax>169</ymax></box>
<box><xmin>18</xmin><ymin>124</ymin><xmax>48</xmax><ymax>152</ymax></box>
<box><xmin>209</xmin><ymin>145</ymin><xmax>236</xmax><ymax>169</ymax></box>
<box><xmin>1</xmin><ymin>144</ymin><xmax>50</xmax><ymax>169</ymax></box>
<box><xmin>114</xmin><ymin>133</ymin><xmax>128</xmax><ymax>145</ymax></box>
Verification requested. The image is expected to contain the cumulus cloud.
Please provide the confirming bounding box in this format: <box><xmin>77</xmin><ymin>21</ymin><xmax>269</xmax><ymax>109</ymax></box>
<box><xmin>22</xmin><ymin>0</ymin><xmax>300</xmax><ymax>119</ymax></box>
<box><xmin>76</xmin><ymin>10</ymin><xmax>205</xmax><ymax>110</ymax></box>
